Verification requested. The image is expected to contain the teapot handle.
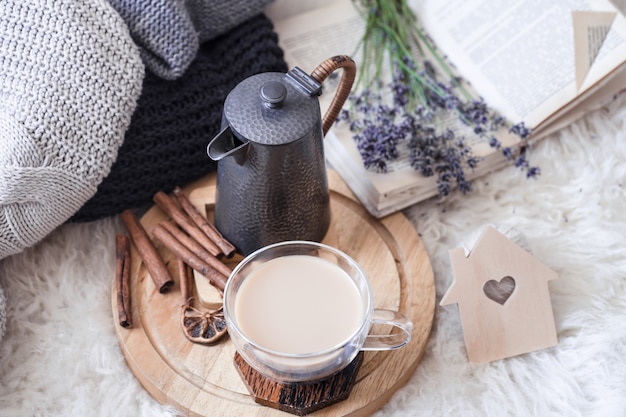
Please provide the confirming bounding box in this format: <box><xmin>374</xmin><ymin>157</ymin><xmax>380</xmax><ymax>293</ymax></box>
<box><xmin>311</xmin><ymin>55</ymin><xmax>356</xmax><ymax>136</ymax></box>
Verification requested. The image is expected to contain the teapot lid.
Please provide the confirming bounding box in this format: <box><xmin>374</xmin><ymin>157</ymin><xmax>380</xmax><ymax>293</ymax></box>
<box><xmin>223</xmin><ymin>68</ymin><xmax>323</xmax><ymax>145</ymax></box>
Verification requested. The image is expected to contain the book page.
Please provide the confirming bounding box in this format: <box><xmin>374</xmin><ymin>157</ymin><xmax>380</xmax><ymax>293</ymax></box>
<box><xmin>268</xmin><ymin>0</ymin><xmax>626</xmax><ymax>216</ymax></box>
<box><xmin>268</xmin><ymin>1</ymin><xmax>363</xmax><ymax>73</ymax></box>
<box><xmin>413</xmin><ymin>0</ymin><xmax>626</xmax><ymax>128</ymax></box>
<box><xmin>573</xmin><ymin>11</ymin><xmax>617</xmax><ymax>90</ymax></box>
<box><xmin>265</xmin><ymin>0</ymin><xmax>336</xmax><ymax>22</ymax></box>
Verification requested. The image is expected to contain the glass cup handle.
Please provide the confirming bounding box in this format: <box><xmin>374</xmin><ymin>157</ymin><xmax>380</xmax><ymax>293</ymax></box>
<box><xmin>361</xmin><ymin>309</ymin><xmax>413</xmax><ymax>351</ymax></box>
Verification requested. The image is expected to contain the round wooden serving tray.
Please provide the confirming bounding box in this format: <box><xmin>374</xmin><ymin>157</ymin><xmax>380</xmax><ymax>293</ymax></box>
<box><xmin>112</xmin><ymin>170</ymin><xmax>436</xmax><ymax>417</ymax></box>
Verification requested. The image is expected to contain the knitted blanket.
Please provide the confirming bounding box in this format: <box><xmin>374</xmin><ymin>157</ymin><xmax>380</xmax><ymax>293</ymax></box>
<box><xmin>0</xmin><ymin>0</ymin><xmax>144</xmax><ymax>260</ymax></box>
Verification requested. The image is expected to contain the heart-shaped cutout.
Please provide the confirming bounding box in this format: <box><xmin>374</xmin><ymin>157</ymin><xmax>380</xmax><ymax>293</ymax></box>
<box><xmin>483</xmin><ymin>276</ymin><xmax>516</xmax><ymax>305</ymax></box>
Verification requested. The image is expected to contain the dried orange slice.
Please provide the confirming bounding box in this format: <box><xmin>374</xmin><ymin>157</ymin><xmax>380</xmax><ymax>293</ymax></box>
<box><xmin>182</xmin><ymin>305</ymin><xmax>227</xmax><ymax>343</ymax></box>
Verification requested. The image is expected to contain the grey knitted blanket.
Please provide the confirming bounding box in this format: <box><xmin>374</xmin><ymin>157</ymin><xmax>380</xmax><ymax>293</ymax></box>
<box><xmin>0</xmin><ymin>0</ymin><xmax>145</xmax><ymax>261</ymax></box>
<box><xmin>107</xmin><ymin>0</ymin><xmax>272</xmax><ymax>80</ymax></box>
<box><xmin>0</xmin><ymin>0</ymin><xmax>272</xmax><ymax>262</ymax></box>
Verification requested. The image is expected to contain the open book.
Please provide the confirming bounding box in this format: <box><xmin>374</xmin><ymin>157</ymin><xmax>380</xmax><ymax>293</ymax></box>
<box><xmin>266</xmin><ymin>0</ymin><xmax>626</xmax><ymax>217</ymax></box>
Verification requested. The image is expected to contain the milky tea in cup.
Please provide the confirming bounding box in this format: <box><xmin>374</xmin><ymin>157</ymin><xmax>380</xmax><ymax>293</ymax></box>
<box><xmin>223</xmin><ymin>241</ymin><xmax>413</xmax><ymax>382</ymax></box>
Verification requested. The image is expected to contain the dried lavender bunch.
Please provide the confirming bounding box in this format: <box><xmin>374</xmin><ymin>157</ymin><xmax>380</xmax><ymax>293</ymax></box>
<box><xmin>340</xmin><ymin>0</ymin><xmax>539</xmax><ymax>198</ymax></box>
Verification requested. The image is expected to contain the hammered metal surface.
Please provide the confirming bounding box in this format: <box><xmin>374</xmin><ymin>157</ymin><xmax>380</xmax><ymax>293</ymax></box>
<box><xmin>223</xmin><ymin>72</ymin><xmax>321</xmax><ymax>146</ymax></box>
<box><xmin>213</xmin><ymin>118</ymin><xmax>330</xmax><ymax>255</ymax></box>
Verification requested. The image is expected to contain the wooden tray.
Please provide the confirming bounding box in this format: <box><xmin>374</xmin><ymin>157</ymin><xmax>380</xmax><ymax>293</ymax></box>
<box><xmin>112</xmin><ymin>170</ymin><xmax>436</xmax><ymax>417</ymax></box>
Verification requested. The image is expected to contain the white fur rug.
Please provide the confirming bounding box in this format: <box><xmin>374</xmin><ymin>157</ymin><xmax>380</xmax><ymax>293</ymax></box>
<box><xmin>1</xmin><ymin>90</ymin><xmax>626</xmax><ymax>417</ymax></box>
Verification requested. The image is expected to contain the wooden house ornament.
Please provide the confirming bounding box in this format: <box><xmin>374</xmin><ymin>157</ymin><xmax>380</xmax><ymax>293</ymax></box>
<box><xmin>440</xmin><ymin>226</ymin><xmax>559</xmax><ymax>363</ymax></box>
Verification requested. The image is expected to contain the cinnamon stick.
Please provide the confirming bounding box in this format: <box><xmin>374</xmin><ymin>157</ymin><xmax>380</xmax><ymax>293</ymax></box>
<box><xmin>115</xmin><ymin>234</ymin><xmax>132</xmax><ymax>328</ymax></box>
<box><xmin>173</xmin><ymin>186</ymin><xmax>236</xmax><ymax>257</ymax></box>
<box><xmin>160</xmin><ymin>219</ymin><xmax>232</xmax><ymax>278</ymax></box>
<box><xmin>120</xmin><ymin>209</ymin><xmax>174</xmax><ymax>294</ymax></box>
<box><xmin>177</xmin><ymin>258</ymin><xmax>191</xmax><ymax>304</ymax></box>
<box><xmin>152</xmin><ymin>223</ymin><xmax>227</xmax><ymax>292</ymax></box>
<box><xmin>153</xmin><ymin>191</ymin><xmax>221</xmax><ymax>257</ymax></box>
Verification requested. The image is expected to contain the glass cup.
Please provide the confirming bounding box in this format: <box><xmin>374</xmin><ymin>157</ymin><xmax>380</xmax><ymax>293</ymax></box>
<box><xmin>223</xmin><ymin>240</ymin><xmax>413</xmax><ymax>382</ymax></box>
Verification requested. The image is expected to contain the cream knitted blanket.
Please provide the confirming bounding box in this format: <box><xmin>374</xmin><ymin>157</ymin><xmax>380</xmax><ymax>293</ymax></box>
<box><xmin>0</xmin><ymin>0</ymin><xmax>144</xmax><ymax>260</ymax></box>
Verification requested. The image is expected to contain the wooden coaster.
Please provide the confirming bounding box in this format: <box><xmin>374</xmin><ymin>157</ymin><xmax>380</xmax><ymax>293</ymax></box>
<box><xmin>234</xmin><ymin>352</ymin><xmax>364</xmax><ymax>416</ymax></box>
<box><xmin>112</xmin><ymin>170</ymin><xmax>436</xmax><ymax>417</ymax></box>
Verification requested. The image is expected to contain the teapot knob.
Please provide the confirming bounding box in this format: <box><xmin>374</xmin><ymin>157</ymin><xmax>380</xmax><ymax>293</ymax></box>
<box><xmin>260</xmin><ymin>81</ymin><xmax>287</xmax><ymax>108</ymax></box>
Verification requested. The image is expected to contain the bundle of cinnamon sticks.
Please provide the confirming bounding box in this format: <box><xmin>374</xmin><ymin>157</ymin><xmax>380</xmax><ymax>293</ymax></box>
<box><xmin>115</xmin><ymin>186</ymin><xmax>237</xmax><ymax>329</ymax></box>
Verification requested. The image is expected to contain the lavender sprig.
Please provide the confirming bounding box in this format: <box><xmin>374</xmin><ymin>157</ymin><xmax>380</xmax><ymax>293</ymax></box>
<box><xmin>340</xmin><ymin>0</ymin><xmax>540</xmax><ymax>199</ymax></box>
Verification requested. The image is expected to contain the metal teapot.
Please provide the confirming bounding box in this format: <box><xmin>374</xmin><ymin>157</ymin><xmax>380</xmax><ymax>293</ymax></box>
<box><xmin>207</xmin><ymin>56</ymin><xmax>356</xmax><ymax>255</ymax></box>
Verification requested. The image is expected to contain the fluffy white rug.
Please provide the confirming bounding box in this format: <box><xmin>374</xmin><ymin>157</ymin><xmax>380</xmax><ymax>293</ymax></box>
<box><xmin>1</xmin><ymin>81</ymin><xmax>626</xmax><ymax>417</ymax></box>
